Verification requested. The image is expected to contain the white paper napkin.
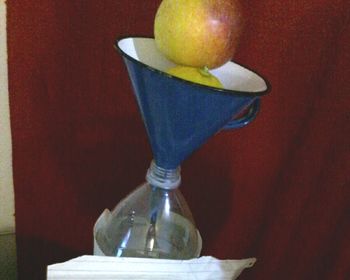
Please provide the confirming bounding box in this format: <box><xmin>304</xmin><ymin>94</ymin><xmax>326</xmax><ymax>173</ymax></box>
<box><xmin>47</xmin><ymin>255</ymin><xmax>256</xmax><ymax>280</ymax></box>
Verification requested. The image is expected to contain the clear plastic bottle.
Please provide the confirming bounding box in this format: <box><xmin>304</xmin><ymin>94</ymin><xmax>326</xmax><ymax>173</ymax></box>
<box><xmin>94</xmin><ymin>161</ymin><xmax>201</xmax><ymax>259</ymax></box>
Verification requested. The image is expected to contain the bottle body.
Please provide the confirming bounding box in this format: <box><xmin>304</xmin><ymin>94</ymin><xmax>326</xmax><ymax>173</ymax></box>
<box><xmin>94</xmin><ymin>162</ymin><xmax>201</xmax><ymax>259</ymax></box>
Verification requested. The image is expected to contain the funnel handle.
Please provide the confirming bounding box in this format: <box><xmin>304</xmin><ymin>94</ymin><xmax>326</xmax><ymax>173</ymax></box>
<box><xmin>223</xmin><ymin>98</ymin><xmax>260</xmax><ymax>130</ymax></box>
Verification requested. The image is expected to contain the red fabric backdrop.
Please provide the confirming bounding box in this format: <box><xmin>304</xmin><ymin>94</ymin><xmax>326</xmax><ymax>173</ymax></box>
<box><xmin>7</xmin><ymin>0</ymin><xmax>350</xmax><ymax>279</ymax></box>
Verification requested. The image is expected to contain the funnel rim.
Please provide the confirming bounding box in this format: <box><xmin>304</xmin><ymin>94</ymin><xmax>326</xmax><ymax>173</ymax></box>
<box><xmin>115</xmin><ymin>36</ymin><xmax>270</xmax><ymax>97</ymax></box>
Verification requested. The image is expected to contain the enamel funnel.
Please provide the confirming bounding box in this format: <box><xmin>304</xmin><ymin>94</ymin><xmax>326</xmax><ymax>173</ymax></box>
<box><xmin>116</xmin><ymin>37</ymin><xmax>269</xmax><ymax>169</ymax></box>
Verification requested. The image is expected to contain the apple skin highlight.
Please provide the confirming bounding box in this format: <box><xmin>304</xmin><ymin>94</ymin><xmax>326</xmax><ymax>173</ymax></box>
<box><xmin>154</xmin><ymin>0</ymin><xmax>244</xmax><ymax>69</ymax></box>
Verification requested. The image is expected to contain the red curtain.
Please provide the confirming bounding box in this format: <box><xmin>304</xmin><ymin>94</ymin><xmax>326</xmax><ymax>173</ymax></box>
<box><xmin>7</xmin><ymin>1</ymin><xmax>350</xmax><ymax>279</ymax></box>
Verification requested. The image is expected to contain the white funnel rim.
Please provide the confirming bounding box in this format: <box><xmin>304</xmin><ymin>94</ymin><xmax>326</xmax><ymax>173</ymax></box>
<box><xmin>115</xmin><ymin>36</ymin><xmax>270</xmax><ymax>97</ymax></box>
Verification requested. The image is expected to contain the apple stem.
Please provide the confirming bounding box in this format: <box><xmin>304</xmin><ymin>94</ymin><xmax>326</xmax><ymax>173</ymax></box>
<box><xmin>199</xmin><ymin>66</ymin><xmax>211</xmax><ymax>77</ymax></box>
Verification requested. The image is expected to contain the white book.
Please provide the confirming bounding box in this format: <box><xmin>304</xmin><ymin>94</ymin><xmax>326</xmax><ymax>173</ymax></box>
<box><xmin>47</xmin><ymin>255</ymin><xmax>256</xmax><ymax>280</ymax></box>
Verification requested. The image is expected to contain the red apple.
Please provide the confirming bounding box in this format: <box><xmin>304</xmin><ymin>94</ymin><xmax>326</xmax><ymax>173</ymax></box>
<box><xmin>154</xmin><ymin>0</ymin><xmax>244</xmax><ymax>69</ymax></box>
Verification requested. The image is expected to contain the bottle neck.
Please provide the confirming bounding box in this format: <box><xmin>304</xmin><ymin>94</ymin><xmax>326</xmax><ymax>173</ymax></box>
<box><xmin>146</xmin><ymin>160</ymin><xmax>181</xmax><ymax>190</ymax></box>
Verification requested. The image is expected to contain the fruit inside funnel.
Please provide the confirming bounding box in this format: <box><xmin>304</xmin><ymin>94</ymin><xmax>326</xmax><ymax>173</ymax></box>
<box><xmin>116</xmin><ymin>37</ymin><xmax>269</xmax><ymax>170</ymax></box>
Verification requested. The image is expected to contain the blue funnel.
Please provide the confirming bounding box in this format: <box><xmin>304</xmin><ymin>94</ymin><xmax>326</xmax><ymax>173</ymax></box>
<box><xmin>116</xmin><ymin>37</ymin><xmax>269</xmax><ymax>169</ymax></box>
